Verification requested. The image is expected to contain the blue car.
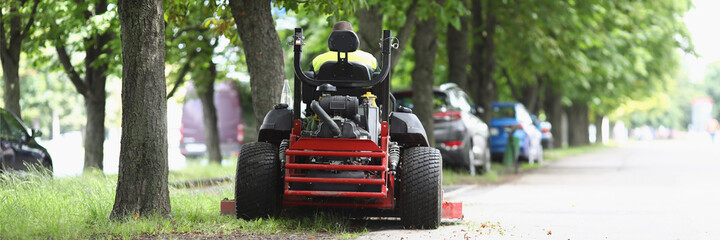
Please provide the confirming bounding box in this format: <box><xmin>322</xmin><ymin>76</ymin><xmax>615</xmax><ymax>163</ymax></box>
<box><xmin>489</xmin><ymin>102</ymin><xmax>543</xmax><ymax>164</ymax></box>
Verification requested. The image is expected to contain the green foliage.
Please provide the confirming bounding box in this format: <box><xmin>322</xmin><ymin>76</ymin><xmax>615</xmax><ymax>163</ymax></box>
<box><xmin>36</xmin><ymin>0</ymin><xmax>122</xmax><ymax>78</ymax></box>
<box><xmin>492</xmin><ymin>0</ymin><xmax>692</xmax><ymax>115</ymax></box>
<box><xmin>278</xmin><ymin>0</ymin><xmax>367</xmax><ymax>24</ymax></box>
<box><xmin>18</xmin><ymin>61</ymin><xmax>86</xmax><ymax>134</ymax></box>
<box><xmin>610</xmin><ymin>70</ymin><xmax>703</xmax><ymax>129</ymax></box>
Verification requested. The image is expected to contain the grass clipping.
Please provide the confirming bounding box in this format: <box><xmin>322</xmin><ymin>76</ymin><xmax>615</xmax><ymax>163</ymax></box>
<box><xmin>0</xmin><ymin>170</ymin><xmax>358</xmax><ymax>239</ymax></box>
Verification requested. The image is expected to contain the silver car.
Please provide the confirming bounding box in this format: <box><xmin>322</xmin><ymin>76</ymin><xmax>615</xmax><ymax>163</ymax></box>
<box><xmin>394</xmin><ymin>83</ymin><xmax>491</xmax><ymax>175</ymax></box>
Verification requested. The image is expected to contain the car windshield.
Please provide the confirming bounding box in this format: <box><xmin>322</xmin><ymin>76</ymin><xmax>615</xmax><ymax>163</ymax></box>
<box><xmin>395</xmin><ymin>92</ymin><xmax>450</xmax><ymax>111</ymax></box>
<box><xmin>492</xmin><ymin>106</ymin><xmax>515</xmax><ymax>118</ymax></box>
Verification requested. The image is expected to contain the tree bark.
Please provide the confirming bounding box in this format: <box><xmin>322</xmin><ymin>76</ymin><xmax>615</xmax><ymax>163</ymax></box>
<box><xmin>357</xmin><ymin>4</ymin><xmax>383</xmax><ymax>60</ymax></box>
<box><xmin>595</xmin><ymin>114</ymin><xmax>604</xmax><ymax>144</ymax></box>
<box><xmin>566</xmin><ymin>102</ymin><xmax>590</xmax><ymax>146</ymax></box>
<box><xmin>0</xmin><ymin>60</ymin><xmax>21</xmax><ymax>119</ymax></box>
<box><xmin>544</xmin><ymin>84</ymin><xmax>562</xmax><ymax>148</ymax></box>
<box><xmin>0</xmin><ymin>0</ymin><xmax>40</xmax><ymax>119</ymax></box>
<box><xmin>83</xmin><ymin>75</ymin><xmax>106</xmax><ymax>171</ymax></box>
<box><xmin>112</xmin><ymin>0</ymin><xmax>170</xmax><ymax>219</ymax></box>
<box><xmin>198</xmin><ymin>60</ymin><xmax>222</xmax><ymax>164</ymax></box>
<box><xmin>229</xmin><ymin>0</ymin><xmax>284</xmax><ymax>129</ymax></box>
<box><xmin>411</xmin><ymin>17</ymin><xmax>437</xmax><ymax>147</ymax></box>
<box><xmin>447</xmin><ymin>15</ymin><xmax>469</xmax><ymax>90</ymax></box>
<box><xmin>470</xmin><ymin>0</ymin><xmax>498</xmax><ymax>123</ymax></box>
<box><xmin>519</xmin><ymin>75</ymin><xmax>541</xmax><ymax>115</ymax></box>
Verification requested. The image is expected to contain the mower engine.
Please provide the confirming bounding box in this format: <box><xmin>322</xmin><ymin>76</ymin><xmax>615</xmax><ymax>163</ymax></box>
<box><xmin>295</xmin><ymin>86</ymin><xmax>385</xmax><ymax>193</ymax></box>
<box><xmin>302</xmin><ymin>87</ymin><xmax>380</xmax><ymax>144</ymax></box>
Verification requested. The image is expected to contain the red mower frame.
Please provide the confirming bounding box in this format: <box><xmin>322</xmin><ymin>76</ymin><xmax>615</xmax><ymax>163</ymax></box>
<box><xmin>282</xmin><ymin>120</ymin><xmax>395</xmax><ymax>209</ymax></box>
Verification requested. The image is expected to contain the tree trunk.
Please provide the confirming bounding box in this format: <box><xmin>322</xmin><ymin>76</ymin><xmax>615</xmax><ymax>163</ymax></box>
<box><xmin>519</xmin><ymin>79</ymin><xmax>540</xmax><ymax>115</ymax></box>
<box><xmin>544</xmin><ymin>84</ymin><xmax>562</xmax><ymax>148</ymax></box>
<box><xmin>54</xmin><ymin>1</ymin><xmax>113</xmax><ymax>173</ymax></box>
<box><xmin>82</xmin><ymin>31</ymin><xmax>112</xmax><ymax>172</ymax></box>
<box><xmin>470</xmin><ymin>0</ymin><xmax>498</xmax><ymax>123</ymax></box>
<box><xmin>112</xmin><ymin>0</ymin><xmax>170</xmax><ymax>219</ymax></box>
<box><xmin>198</xmin><ymin>60</ymin><xmax>222</xmax><ymax>164</ymax></box>
<box><xmin>566</xmin><ymin>102</ymin><xmax>590</xmax><ymax>146</ymax></box>
<box><xmin>1</xmin><ymin>61</ymin><xmax>21</xmax><ymax>119</ymax></box>
<box><xmin>357</xmin><ymin>4</ymin><xmax>383</xmax><ymax>60</ymax></box>
<box><xmin>391</xmin><ymin>0</ymin><xmax>419</xmax><ymax>71</ymax></box>
<box><xmin>83</xmin><ymin>86</ymin><xmax>106</xmax><ymax>171</ymax></box>
<box><xmin>447</xmin><ymin>15</ymin><xmax>469</xmax><ymax>90</ymax></box>
<box><xmin>0</xmin><ymin>0</ymin><xmax>39</xmax><ymax>119</ymax></box>
<box><xmin>229</xmin><ymin>0</ymin><xmax>284</xmax><ymax>129</ymax></box>
<box><xmin>411</xmin><ymin>16</ymin><xmax>437</xmax><ymax>147</ymax></box>
<box><xmin>595</xmin><ymin>114</ymin><xmax>604</xmax><ymax>144</ymax></box>
<box><xmin>0</xmin><ymin>19</ymin><xmax>22</xmax><ymax>119</ymax></box>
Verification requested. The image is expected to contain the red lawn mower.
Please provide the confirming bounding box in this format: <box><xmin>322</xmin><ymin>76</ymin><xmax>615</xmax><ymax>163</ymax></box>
<box><xmin>234</xmin><ymin>28</ymin><xmax>443</xmax><ymax>228</ymax></box>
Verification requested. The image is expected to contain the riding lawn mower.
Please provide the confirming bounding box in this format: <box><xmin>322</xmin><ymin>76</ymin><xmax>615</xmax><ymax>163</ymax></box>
<box><xmin>232</xmin><ymin>27</ymin><xmax>452</xmax><ymax>229</ymax></box>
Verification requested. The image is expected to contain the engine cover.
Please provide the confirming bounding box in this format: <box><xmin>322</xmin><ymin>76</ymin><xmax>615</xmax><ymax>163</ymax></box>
<box><xmin>318</xmin><ymin>95</ymin><xmax>359</xmax><ymax>119</ymax></box>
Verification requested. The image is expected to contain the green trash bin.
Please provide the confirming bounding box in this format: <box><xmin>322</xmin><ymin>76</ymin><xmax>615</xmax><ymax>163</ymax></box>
<box><xmin>503</xmin><ymin>127</ymin><xmax>521</xmax><ymax>173</ymax></box>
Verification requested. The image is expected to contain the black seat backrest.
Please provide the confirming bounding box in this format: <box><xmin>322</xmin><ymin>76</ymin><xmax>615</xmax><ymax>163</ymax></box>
<box><xmin>328</xmin><ymin>31</ymin><xmax>360</xmax><ymax>52</ymax></box>
<box><xmin>315</xmin><ymin>30</ymin><xmax>371</xmax><ymax>82</ymax></box>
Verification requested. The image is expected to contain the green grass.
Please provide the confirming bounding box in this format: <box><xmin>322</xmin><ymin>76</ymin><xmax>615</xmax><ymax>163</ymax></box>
<box><xmin>443</xmin><ymin>168</ymin><xmax>500</xmax><ymax>185</ymax></box>
<box><xmin>442</xmin><ymin>143</ymin><xmax>618</xmax><ymax>185</ymax></box>
<box><xmin>168</xmin><ymin>159</ymin><xmax>237</xmax><ymax>182</ymax></box>
<box><xmin>0</xmin><ymin>169</ymin><xmax>365</xmax><ymax>239</ymax></box>
<box><xmin>543</xmin><ymin>142</ymin><xmax>617</xmax><ymax>161</ymax></box>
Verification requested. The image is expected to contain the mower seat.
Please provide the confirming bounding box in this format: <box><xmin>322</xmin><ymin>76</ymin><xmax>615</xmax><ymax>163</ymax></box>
<box><xmin>315</xmin><ymin>30</ymin><xmax>373</xmax><ymax>82</ymax></box>
<box><xmin>317</xmin><ymin>61</ymin><xmax>372</xmax><ymax>81</ymax></box>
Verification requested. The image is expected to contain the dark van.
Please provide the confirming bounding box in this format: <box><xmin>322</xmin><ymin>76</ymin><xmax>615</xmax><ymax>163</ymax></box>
<box><xmin>180</xmin><ymin>81</ymin><xmax>244</xmax><ymax>157</ymax></box>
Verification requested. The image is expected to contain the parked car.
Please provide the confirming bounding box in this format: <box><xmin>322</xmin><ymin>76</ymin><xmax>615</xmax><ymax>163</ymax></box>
<box><xmin>530</xmin><ymin>114</ymin><xmax>553</xmax><ymax>149</ymax></box>
<box><xmin>539</xmin><ymin>121</ymin><xmax>553</xmax><ymax>149</ymax></box>
<box><xmin>394</xmin><ymin>83</ymin><xmax>492</xmax><ymax>174</ymax></box>
<box><xmin>180</xmin><ymin>81</ymin><xmax>244</xmax><ymax>157</ymax></box>
<box><xmin>489</xmin><ymin>102</ymin><xmax>543</xmax><ymax>164</ymax></box>
<box><xmin>0</xmin><ymin>108</ymin><xmax>53</xmax><ymax>174</ymax></box>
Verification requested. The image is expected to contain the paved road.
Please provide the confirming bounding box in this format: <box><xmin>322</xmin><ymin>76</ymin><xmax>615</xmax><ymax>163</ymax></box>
<box><xmin>360</xmin><ymin>139</ymin><xmax>720</xmax><ymax>239</ymax></box>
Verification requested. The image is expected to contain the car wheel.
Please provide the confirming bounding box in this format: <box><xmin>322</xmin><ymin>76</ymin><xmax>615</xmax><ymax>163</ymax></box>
<box><xmin>524</xmin><ymin>135</ymin><xmax>535</xmax><ymax>165</ymax></box>
<box><xmin>481</xmin><ymin>144</ymin><xmax>492</xmax><ymax>173</ymax></box>
<box><xmin>466</xmin><ymin>143</ymin><xmax>477</xmax><ymax>176</ymax></box>
<box><xmin>536</xmin><ymin>145</ymin><xmax>544</xmax><ymax>165</ymax></box>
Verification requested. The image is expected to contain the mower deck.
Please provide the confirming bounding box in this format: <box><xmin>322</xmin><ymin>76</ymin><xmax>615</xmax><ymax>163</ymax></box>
<box><xmin>220</xmin><ymin>199</ymin><xmax>464</xmax><ymax>219</ymax></box>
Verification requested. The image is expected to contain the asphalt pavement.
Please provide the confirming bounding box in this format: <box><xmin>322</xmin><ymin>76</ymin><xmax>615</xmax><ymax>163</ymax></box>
<box><xmin>359</xmin><ymin>139</ymin><xmax>720</xmax><ymax>239</ymax></box>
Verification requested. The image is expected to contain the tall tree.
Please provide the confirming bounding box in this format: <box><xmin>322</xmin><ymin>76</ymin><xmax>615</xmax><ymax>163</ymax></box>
<box><xmin>411</xmin><ymin>7</ymin><xmax>438</xmax><ymax>147</ymax></box>
<box><xmin>356</xmin><ymin>0</ymin><xmax>419</xmax><ymax>72</ymax></box>
<box><xmin>50</xmin><ymin>0</ymin><xmax>119</xmax><ymax>172</ymax></box>
<box><xmin>165</xmin><ymin>1</ymin><xmax>226</xmax><ymax>164</ymax></box>
<box><xmin>111</xmin><ymin>0</ymin><xmax>170</xmax><ymax>219</ymax></box>
<box><xmin>447</xmin><ymin>13</ymin><xmax>469</xmax><ymax>90</ymax></box>
<box><xmin>228</xmin><ymin>0</ymin><xmax>284</xmax><ymax>128</ymax></box>
<box><xmin>0</xmin><ymin>0</ymin><xmax>42</xmax><ymax>119</ymax></box>
<box><xmin>193</xmin><ymin>38</ymin><xmax>222</xmax><ymax>164</ymax></box>
<box><xmin>469</xmin><ymin>0</ymin><xmax>497</xmax><ymax>123</ymax></box>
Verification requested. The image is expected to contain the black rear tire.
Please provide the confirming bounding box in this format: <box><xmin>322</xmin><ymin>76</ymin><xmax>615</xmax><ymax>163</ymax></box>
<box><xmin>235</xmin><ymin>142</ymin><xmax>281</xmax><ymax>219</ymax></box>
<box><xmin>400</xmin><ymin>147</ymin><xmax>442</xmax><ymax>229</ymax></box>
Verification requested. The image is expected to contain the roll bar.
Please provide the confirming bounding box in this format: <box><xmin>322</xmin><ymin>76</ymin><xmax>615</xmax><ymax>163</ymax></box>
<box><xmin>293</xmin><ymin>28</ymin><xmax>392</xmax><ymax>88</ymax></box>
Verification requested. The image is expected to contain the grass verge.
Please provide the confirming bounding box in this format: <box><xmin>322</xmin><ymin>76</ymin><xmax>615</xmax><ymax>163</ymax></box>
<box><xmin>168</xmin><ymin>158</ymin><xmax>237</xmax><ymax>182</ymax></box>
<box><xmin>442</xmin><ymin>143</ymin><xmax>617</xmax><ymax>185</ymax></box>
<box><xmin>0</xmin><ymin>170</ymin><xmax>365</xmax><ymax>239</ymax></box>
